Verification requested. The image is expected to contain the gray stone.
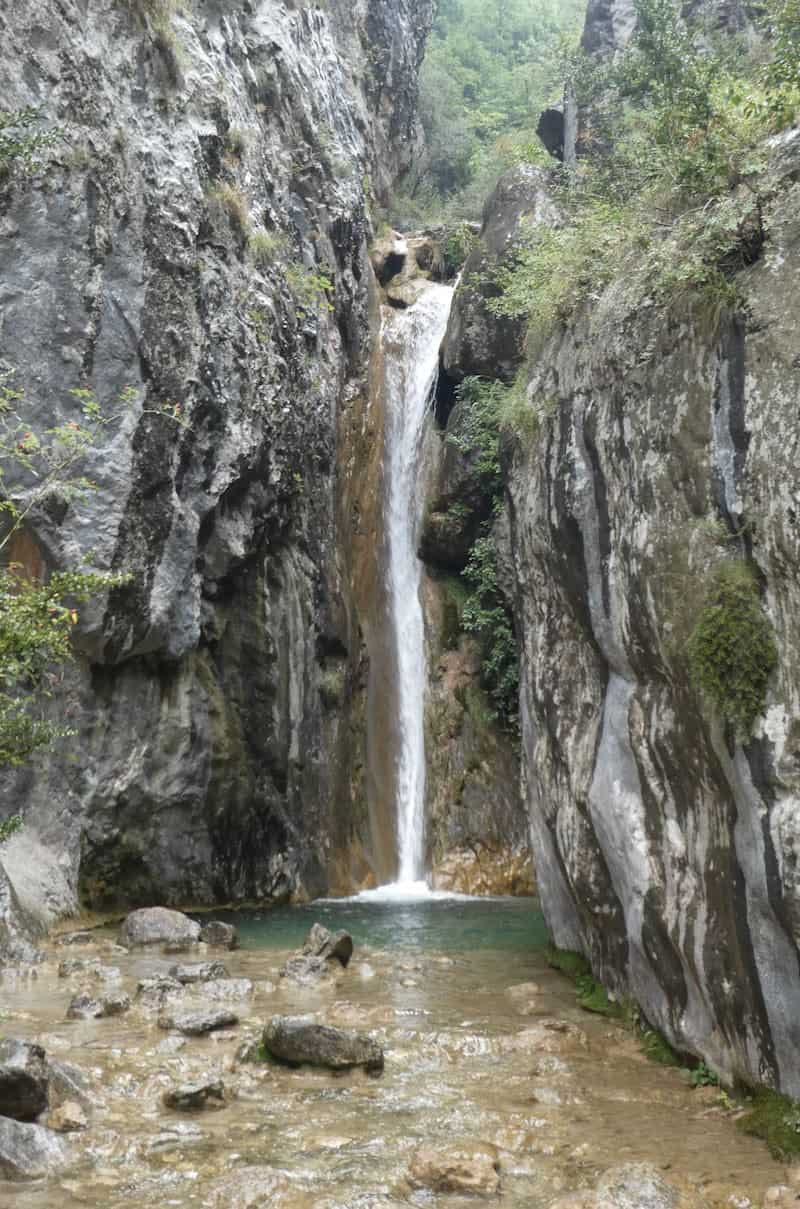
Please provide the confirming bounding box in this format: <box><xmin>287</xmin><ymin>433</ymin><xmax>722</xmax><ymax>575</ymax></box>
<box><xmin>146</xmin><ymin>1121</ymin><xmax>205</xmax><ymax>1155</ymax></box>
<box><xmin>158</xmin><ymin>1009</ymin><xmax>239</xmax><ymax>1036</ymax></box>
<box><xmin>119</xmin><ymin>907</ymin><xmax>200</xmax><ymax>950</ymax></box>
<box><xmin>261</xmin><ymin>1016</ymin><xmax>384</xmax><ymax>1073</ymax></box>
<box><xmin>199</xmin><ymin>921</ymin><xmax>239</xmax><ymax>950</ymax></box>
<box><xmin>136</xmin><ymin>975</ymin><xmax>184</xmax><ymax>1008</ymax></box>
<box><xmin>66</xmin><ymin>991</ymin><xmax>131</xmax><ymax>1020</ymax></box>
<box><xmin>162</xmin><ymin>1079</ymin><xmax>226</xmax><ymax>1111</ymax></box>
<box><xmin>0</xmin><ymin>1040</ymin><xmax>49</xmax><ymax>1122</ymax></box>
<box><xmin>302</xmin><ymin>923</ymin><xmax>354</xmax><ymax>968</ymax></box>
<box><xmin>169</xmin><ymin>961</ymin><xmax>229</xmax><ymax>984</ymax></box>
<box><xmin>595</xmin><ymin>1163</ymin><xmax>680</xmax><ymax>1209</ymax></box>
<box><xmin>280</xmin><ymin>954</ymin><xmax>336</xmax><ymax>987</ymax></box>
<box><xmin>0</xmin><ymin>1116</ymin><xmax>67</xmax><ymax>1180</ymax></box>
<box><xmin>47</xmin><ymin>1060</ymin><xmax>92</xmax><ymax>1112</ymax></box>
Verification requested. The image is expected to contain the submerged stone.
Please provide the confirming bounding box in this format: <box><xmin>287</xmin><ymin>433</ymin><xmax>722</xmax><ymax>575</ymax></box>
<box><xmin>0</xmin><ymin>1117</ymin><xmax>67</xmax><ymax>1180</ymax></box>
<box><xmin>261</xmin><ymin>1016</ymin><xmax>384</xmax><ymax>1073</ymax></box>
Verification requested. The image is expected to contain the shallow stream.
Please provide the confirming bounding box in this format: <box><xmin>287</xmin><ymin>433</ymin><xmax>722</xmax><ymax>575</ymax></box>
<box><xmin>1</xmin><ymin>897</ymin><xmax>785</xmax><ymax>1207</ymax></box>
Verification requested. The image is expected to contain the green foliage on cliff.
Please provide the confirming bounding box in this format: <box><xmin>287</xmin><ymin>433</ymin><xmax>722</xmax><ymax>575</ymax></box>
<box><xmin>0</xmin><ymin>379</ymin><xmax>134</xmax><ymax>769</ymax></box>
<box><xmin>489</xmin><ymin>0</ymin><xmax>793</xmax><ymax>339</ymax></box>
<box><xmin>0</xmin><ymin>108</ymin><xmax>58</xmax><ymax>181</ymax></box>
<box><xmin>406</xmin><ymin>0</ymin><xmax>585</xmax><ymax>218</ymax></box>
<box><xmin>686</xmin><ymin>562</ymin><xmax>777</xmax><ymax>737</ymax></box>
<box><xmin>462</xmin><ymin>536</ymin><xmax>519</xmax><ymax>732</ymax></box>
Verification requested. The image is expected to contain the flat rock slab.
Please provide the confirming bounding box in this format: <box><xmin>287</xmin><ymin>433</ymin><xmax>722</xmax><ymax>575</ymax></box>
<box><xmin>119</xmin><ymin>907</ymin><xmax>200</xmax><ymax>949</ymax></box>
<box><xmin>158</xmin><ymin>1009</ymin><xmax>239</xmax><ymax>1036</ymax></box>
<box><xmin>262</xmin><ymin>1016</ymin><xmax>384</xmax><ymax>1073</ymax></box>
<box><xmin>137</xmin><ymin>975</ymin><xmax>184</xmax><ymax>1007</ymax></box>
<box><xmin>169</xmin><ymin>961</ymin><xmax>229</xmax><ymax>984</ymax></box>
<box><xmin>163</xmin><ymin>1079</ymin><xmax>226</xmax><ymax>1111</ymax></box>
<box><xmin>0</xmin><ymin>1040</ymin><xmax>49</xmax><ymax>1121</ymax></box>
<box><xmin>408</xmin><ymin>1142</ymin><xmax>501</xmax><ymax>1196</ymax></box>
<box><xmin>0</xmin><ymin>1116</ymin><xmax>67</xmax><ymax>1180</ymax></box>
<box><xmin>66</xmin><ymin>992</ymin><xmax>131</xmax><ymax>1020</ymax></box>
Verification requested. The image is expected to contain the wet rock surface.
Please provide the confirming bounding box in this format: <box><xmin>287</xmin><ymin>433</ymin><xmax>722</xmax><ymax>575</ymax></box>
<box><xmin>169</xmin><ymin>961</ymin><xmax>230</xmax><ymax>985</ymax></box>
<box><xmin>408</xmin><ymin>1141</ymin><xmax>501</xmax><ymax>1195</ymax></box>
<box><xmin>162</xmin><ymin>1079</ymin><xmax>226</xmax><ymax>1112</ymax></box>
<box><xmin>158</xmin><ymin>1009</ymin><xmax>239</xmax><ymax>1037</ymax></box>
<box><xmin>262</xmin><ymin>1016</ymin><xmax>384</xmax><ymax>1073</ymax></box>
<box><xmin>302</xmin><ymin>923</ymin><xmax>354</xmax><ymax>968</ymax></box>
<box><xmin>0</xmin><ymin>1040</ymin><xmax>49</xmax><ymax>1122</ymax></box>
<box><xmin>66</xmin><ymin>991</ymin><xmax>131</xmax><ymax>1020</ymax></box>
<box><xmin>0</xmin><ymin>1116</ymin><xmax>67</xmax><ymax>1180</ymax></box>
<box><xmin>199</xmin><ymin>922</ymin><xmax>239</xmax><ymax>950</ymax></box>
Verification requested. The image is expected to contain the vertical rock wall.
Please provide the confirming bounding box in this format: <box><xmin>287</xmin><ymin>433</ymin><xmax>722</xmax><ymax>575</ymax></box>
<box><xmin>0</xmin><ymin>0</ymin><xmax>434</xmax><ymax>922</ymax></box>
<box><xmin>505</xmin><ymin>132</ymin><xmax>800</xmax><ymax>1094</ymax></box>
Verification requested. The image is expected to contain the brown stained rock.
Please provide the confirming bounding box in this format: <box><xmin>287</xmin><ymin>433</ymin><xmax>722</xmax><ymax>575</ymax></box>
<box><xmin>48</xmin><ymin>1100</ymin><xmax>87</xmax><ymax>1133</ymax></box>
<box><xmin>408</xmin><ymin>1141</ymin><xmax>501</xmax><ymax>1196</ymax></box>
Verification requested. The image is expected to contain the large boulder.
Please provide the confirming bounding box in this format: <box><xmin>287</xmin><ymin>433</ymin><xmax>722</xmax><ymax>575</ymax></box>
<box><xmin>0</xmin><ymin>1116</ymin><xmax>67</xmax><ymax>1180</ymax></box>
<box><xmin>408</xmin><ymin>1142</ymin><xmax>501</xmax><ymax>1196</ymax></box>
<box><xmin>261</xmin><ymin>1016</ymin><xmax>384</xmax><ymax>1073</ymax></box>
<box><xmin>594</xmin><ymin>1164</ymin><xmax>681</xmax><ymax>1209</ymax></box>
<box><xmin>441</xmin><ymin>166</ymin><xmax>558</xmax><ymax>386</ymax></box>
<box><xmin>119</xmin><ymin>907</ymin><xmax>200</xmax><ymax>950</ymax></box>
<box><xmin>0</xmin><ymin>1040</ymin><xmax>49</xmax><ymax>1122</ymax></box>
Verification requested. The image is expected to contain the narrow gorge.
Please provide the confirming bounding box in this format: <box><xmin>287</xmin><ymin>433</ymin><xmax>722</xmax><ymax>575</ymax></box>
<box><xmin>1</xmin><ymin>0</ymin><xmax>800</xmax><ymax>1205</ymax></box>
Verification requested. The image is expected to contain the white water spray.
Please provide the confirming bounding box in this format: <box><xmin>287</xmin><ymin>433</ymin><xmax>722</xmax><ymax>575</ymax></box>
<box><xmin>378</xmin><ymin>283</ymin><xmax>454</xmax><ymax>894</ymax></box>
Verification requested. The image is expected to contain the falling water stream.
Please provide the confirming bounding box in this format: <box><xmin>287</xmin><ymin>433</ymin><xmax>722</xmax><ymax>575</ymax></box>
<box><xmin>377</xmin><ymin>283</ymin><xmax>454</xmax><ymax>891</ymax></box>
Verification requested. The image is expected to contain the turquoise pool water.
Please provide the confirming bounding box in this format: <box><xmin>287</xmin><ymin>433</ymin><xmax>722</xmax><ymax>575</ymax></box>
<box><xmin>212</xmin><ymin>895</ymin><xmax>550</xmax><ymax>953</ymax></box>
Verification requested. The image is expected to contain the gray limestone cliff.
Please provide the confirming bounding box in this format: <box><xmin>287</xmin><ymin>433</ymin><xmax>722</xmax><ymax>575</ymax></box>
<box><xmin>0</xmin><ymin>0</ymin><xmax>435</xmax><ymax>929</ymax></box>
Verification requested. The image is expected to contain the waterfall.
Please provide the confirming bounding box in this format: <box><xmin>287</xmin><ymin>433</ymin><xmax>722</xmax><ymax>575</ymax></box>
<box><xmin>377</xmin><ymin>283</ymin><xmax>454</xmax><ymax>890</ymax></box>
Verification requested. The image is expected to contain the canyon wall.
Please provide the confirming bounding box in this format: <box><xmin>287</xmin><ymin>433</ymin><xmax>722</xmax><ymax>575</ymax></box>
<box><xmin>0</xmin><ymin>0</ymin><xmax>436</xmax><ymax>924</ymax></box>
<box><xmin>440</xmin><ymin>0</ymin><xmax>800</xmax><ymax>1093</ymax></box>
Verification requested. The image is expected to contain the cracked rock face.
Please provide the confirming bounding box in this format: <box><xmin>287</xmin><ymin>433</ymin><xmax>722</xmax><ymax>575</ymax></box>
<box><xmin>505</xmin><ymin>132</ymin><xmax>800</xmax><ymax>1095</ymax></box>
<box><xmin>0</xmin><ymin>0</ymin><xmax>433</xmax><ymax>931</ymax></box>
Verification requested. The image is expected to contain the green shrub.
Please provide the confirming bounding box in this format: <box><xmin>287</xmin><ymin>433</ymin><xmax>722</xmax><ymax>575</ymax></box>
<box><xmin>286</xmin><ymin>265</ymin><xmax>334</xmax><ymax>311</ymax></box>
<box><xmin>442</xmin><ymin>222</ymin><xmax>479</xmax><ymax>275</ymax></box>
<box><xmin>640</xmin><ymin>1028</ymin><xmax>681</xmax><ymax>1066</ymax></box>
<box><xmin>249</xmin><ymin>230</ymin><xmax>285</xmax><ymax>270</ymax></box>
<box><xmin>0</xmin><ymin>815</ymin><xmax>22</xmax><ymax>844</ymax></box>
<box><xmin>690</xmin><ymin>1060</ymin><xmax>720</xmax><ymax>1087</ymax></box>
<box><xmin>686</xmin><ymin>561</ymin><xmax>777</xmax><ymax>737</ymax></box>
<box><xmin>0</xmin><ymin>108</ymin><xmax>58</xmax><ymax>182</ymax></box>
<box><xmin>738</xmin><ymin>1089</ymin><xmax>800</xmax><ymax>1159</ymax></box>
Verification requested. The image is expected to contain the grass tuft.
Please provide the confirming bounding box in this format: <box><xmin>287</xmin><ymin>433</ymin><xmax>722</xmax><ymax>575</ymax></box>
<box><xmin>738</xmin><ymin>1090</ymin><xmax>800</xmax><ymax>1160</ymax></box>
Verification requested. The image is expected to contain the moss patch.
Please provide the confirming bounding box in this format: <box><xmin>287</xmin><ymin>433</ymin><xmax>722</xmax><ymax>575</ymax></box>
<box><xmin>640</xmin><ymin>1027</ymin><xmax>681</xmax><ymax>1066</ymax></box>
<box><xmin>546</xmin><ymin>944</ymin><xmax>591</xmax><ymax>980</ymax></box>
<box><xmin>687</xmin><ymin>560</ymin><xmax>778</xmax><ymax>736</ymax></box>
<box><xmin>575</xmin><ymin>973</ymin><xmax>624</xmax><ymax>1018</ymax></box>
<box><xmin>738</xmin><ymin>1089</ymin><xmax>800</xmax><ymax>1160</ymax></box>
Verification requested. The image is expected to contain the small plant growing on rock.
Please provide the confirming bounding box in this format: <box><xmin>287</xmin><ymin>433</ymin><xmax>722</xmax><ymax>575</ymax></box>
<box><xmin>739</xmin><ymin>1088</ymin><xmax>800</xmax><ymax>1159</ymax></box>
<box><xmin>207</xmin><ymin>182</ymin><xmax>251</xmax><ymax>242</ymax></box>
<box><xmin>0</xmin><ymin>108</ymin><xmax>58</xmax><ymax>183</ymax></box>
<box><xmin>249</xmin><ymin>230</ymin><xmax>286</xmax><ymax>270</ymax></box>
<box><xmin>286</xmin><ymin>265</ymin><xmax>334</xmax><ymax>311</ymax></box>
<box><xmin>686</xmin><ymin>560</ymin><xmax>777</xmax><ymax>737</ymax></box>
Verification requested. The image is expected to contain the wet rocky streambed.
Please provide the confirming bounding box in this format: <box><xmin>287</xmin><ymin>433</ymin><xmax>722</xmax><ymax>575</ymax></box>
<box><xmin>0</xmin><ymin>897</ymin><xmax>794</xmax><ymax>1208</ymax></box>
